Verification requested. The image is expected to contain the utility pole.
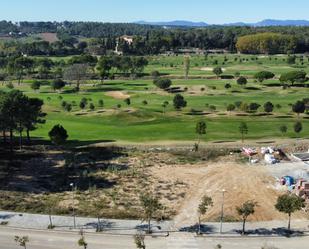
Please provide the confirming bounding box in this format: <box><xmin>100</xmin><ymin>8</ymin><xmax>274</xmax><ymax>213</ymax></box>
<box><xmin>220</xmin><ymin>189</ymin><xmax>226</xmax><ymax>234</ymax></box>
<box><xmin>70</xmin><ymin>183</ymin><xmax>76</xmax><ymax>229</ymax></box>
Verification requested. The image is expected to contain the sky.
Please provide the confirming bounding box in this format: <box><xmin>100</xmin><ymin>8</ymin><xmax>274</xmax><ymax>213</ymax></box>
<box><xmin>1</xmin><ymin>0</ymin><xmax>309</xmax><ymax>24</ymax></box>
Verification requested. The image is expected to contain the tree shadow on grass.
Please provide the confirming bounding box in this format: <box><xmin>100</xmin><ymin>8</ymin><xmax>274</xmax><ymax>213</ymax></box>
<box><xmin>11</xmin><ymin>138</ymin><xmax>117</xmax><ymax>148</ymax></box>
<box><xmin>0</xmin><ymin>142</ymin><xmax>127</xmax><ymax>194</ymax></box>
<box><xmin>86</xmin><ymin>87</ymin><xmax>124</xmax><ymax>93</ymax></box>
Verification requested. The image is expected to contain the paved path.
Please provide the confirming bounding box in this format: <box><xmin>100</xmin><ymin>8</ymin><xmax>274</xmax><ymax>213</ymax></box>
<box><xmin>0</xmin><ymin>211</ymin><xmax>171</xmax><ymax>235</ymax></box>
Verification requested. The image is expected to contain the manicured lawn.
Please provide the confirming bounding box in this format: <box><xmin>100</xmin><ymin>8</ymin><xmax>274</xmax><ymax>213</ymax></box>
<box><xmin>1</xmin><ymin>54</ymin><xmax>308</xmax><ymax>143</ymax></box>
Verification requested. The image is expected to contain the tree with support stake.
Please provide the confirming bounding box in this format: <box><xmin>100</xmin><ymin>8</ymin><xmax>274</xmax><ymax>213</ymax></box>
<box><xmin>91</xmin><ymin>197</ymin><xmax>108</xmax><ymax>232</ymax></box>
<box><xmin>195</xmin><ymin>120</ymin><xmax>207</xmax><ymax>151</ymax></box>
<box><xmin>197</xmin><ymin>195</ymin><xmax>213</xmax><ymax>234</ymax></box>
<box><xmin>45</xmin><ymin>195</ymin><xmax>59</xmax><ymax>229</ymax></box>
<box><xmin>140</xmin><ymin>192</ymin><xmax>162</xmax><ymax>234</ymax></box>
<box><xmin>236</xmin><ymin>200</ymin><xmax>258</xmax><ymax>235</ymax></box>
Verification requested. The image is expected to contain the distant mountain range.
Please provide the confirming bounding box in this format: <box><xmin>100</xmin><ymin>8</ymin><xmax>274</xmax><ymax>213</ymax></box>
<box><xmin>136</xmin><ymin>19</ymin><xmax>309</xmax><ymax>27</ymax></box>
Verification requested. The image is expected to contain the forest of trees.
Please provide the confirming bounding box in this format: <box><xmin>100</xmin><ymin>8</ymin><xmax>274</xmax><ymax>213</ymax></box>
<box><xmin>2</xmin><ymin>21</ymin><xmax>309</xmax><ymax>55</ymax></box>
<box><xmin>236</xmin><ymin>33</ymin><xmax>297</xmax><ymax>54</ymax></box>
<box><xmin>0</xmin><ymin>90</ymin><xmax>45</xmax><ymax>151</ymax></box>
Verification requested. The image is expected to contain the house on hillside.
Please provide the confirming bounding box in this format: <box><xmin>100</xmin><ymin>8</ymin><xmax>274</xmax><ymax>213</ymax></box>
<box><xmin>120</xmin><ymin>35</ymin><xmax>134</xmax><ymax>45</ymax></box>
<box><xmin>115</xmin><ymin>35</ymin><xmax>134</xmax><ymax>55</ymax></box>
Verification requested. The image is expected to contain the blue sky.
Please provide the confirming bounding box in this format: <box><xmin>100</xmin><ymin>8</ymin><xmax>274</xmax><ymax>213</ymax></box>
<box><xmin>1</xmin><ymin>0</ymin><xmax>309</xmax><ymax>23</ymax></box>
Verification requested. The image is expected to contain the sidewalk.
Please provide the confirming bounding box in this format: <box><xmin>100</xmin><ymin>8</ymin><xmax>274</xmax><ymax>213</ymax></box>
<box><xmin>0</xmin><ymin>211</ymin><xmax>171</xmax><ymax>235</ymax></box>
<box><xmin>0</xmin><ymin>211</ymin><xmax>308</xmax><ymax>237</ymax></box>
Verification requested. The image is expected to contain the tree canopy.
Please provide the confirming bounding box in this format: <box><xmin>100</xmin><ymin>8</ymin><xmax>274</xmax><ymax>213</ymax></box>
<box><xmin>236</xmin><ymin>33</ymin><xmax>296</xmax><ymax>54</ymax></box>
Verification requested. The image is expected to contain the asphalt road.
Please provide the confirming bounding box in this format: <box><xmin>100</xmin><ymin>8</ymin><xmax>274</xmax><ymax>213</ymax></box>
<box><xmin>1</xmin><ymin>227</ymin><xmax>309</xmax><ymax>249</ymax></box>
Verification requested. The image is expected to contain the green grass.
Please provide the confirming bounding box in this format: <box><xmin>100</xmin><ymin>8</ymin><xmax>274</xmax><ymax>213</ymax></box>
<box><xmin>2</xmin><ymin>54</ymin><xmax>308</xmax><ymax>144</ymax></box>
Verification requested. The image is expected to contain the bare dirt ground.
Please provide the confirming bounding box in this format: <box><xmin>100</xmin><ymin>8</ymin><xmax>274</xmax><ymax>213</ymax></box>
<box><xmin>150</xmin><ymin>156</ymin><xmax>308</xmax><ymax>228</ymax></box>
<box><xmin>39</xmin><ymin>32</ymin><xmax>59</xmax><ymax>43</ymax></box>
<box><xmin>1</xmin><ymin>141</ymin><xmax>308</xmax><ymax>225</ymax></box>
<box><xmin>106</xmin><ymin>91</ymin><xmax>131</xmax><ymax>100</ymax></box>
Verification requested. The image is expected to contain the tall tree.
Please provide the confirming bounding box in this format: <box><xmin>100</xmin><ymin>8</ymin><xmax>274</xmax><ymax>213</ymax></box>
<box><xmin>64</xmin><ymin>64</ymin><xmax>90</xmax><ymax>90</ymax></box>
<box><xmin>96</xmin><ymin>56</ymin><xmax>113</xmax><ymax>83</ymax></box>
<box><xmin>23</xmin><ymin>98</ymin><xmax>46</xmax><ymax>142</ymax></box>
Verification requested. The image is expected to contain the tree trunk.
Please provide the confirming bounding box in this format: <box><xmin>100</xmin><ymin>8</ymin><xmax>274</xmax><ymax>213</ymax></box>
<box><xmin>26</xmin><ymin>129</ymin><xmax>30</xmax><ymax>143</ymax></box>
<box><xmin>242</xmin><ymin>218</ymin><xmax>246</xmax><ymax>235</ymax></box>
<box><xmin>97</xmin><ymin>217</ymin><xmax>100</xmax><ymax>231</ymax></box>
<box><xmin>19</xmin><ymin>129</ymin><xmax>22</xmax><ymax>151</ymax></box>
<box><xmin>197</xmin><ymin>135</ymin><xmax>201</xmax><ymax>151</ymax></box>
<box><xmin>49</xmin><ymin>212</ymin><xmax>53</xmax><ymax>228</ymax></box>
<box><xmin>198</xmin><ymin>216</ymin><xmax>201</xmax><ymax>234</ymax></box>
<box><xmin>288</xmin><ymin>213</ymin><xmax>291</xmax><ymax>230</ymax></box>
<box><xmin>9</xmin><ymin>129</ymin><xmax>13</xmax><ymax>152</ymax></box>
<box><xmin>148</xmin><ymin>218</ymin><xmax>151</xmax><ymax>234</ymax></box>
<box><xmin>2</xmin><ymin>130</ymin><xmax>6</xmax><ymax>144</ymax></box>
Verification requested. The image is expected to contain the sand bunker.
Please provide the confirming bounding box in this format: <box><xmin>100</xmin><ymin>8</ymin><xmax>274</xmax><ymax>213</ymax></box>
<box><xmin>106</xmin><ymin>91</ymin><xmax>131</xmax><ymax>100</ymax></box>
<box><xmin>200</xmin><ymin>67</ymin><xmax>226</xmax><ymax>72</ymax></box>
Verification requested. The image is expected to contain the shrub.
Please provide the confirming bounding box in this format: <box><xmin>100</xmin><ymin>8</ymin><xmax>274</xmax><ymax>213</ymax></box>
<box><xmin>225</xmin><ymin>83</ymin><xmax>232</xmax><ymax>89</ymax></box>
<box><xmin>173</xmin><ymin>94</ymin><xmax>187</xmax><ymax>110</ymax></box>
<box><xmin>237</xmin><ymin>76</ymin><xmax>247</xmax><ymax>86</ymax></box>
<box><xmin>227</xmin><ymin>104</ymin><xmax>236</xmax><ymax>112</ymax></box>
<box><xmin>89</xmin><ymin>103</ymin><xmax>95</xmax><ymax>111</ymax></box>
<box><xmin>153</xmin><ymin>78</ymin><xmax>172</xmax><ymax>89</ymax></box>
<box><xmin>264</xmin><ymin>101</ymin><xmax>274</xmax><ymax>113</ymax></box>
<box><xmin>51</xmin><ymin>79</ymin><xmax>66</xmax><ymax>91</ymax></box>
<box><xmin>98</xmin><ymin>99</ymin><xmax>104</xmax><ymax>107</ymax></box>
<box><xmin>151</xmin><ymin>70</ymin><xmax>160</xmax><ymax>79</ymax></box>
<box><xmin>31</xmin><ymin>81</ymin><xmax>41</xmax><ymax>91</ymax></box>
<box><xmin>254</xmin><ymin>71</ymin><xmax>275</xmax><ymax>82</ymax></box>
<box><xmin>48</xmin><ymin>124</ymin><xmax>68</xmax><ymax>145</ymax></box>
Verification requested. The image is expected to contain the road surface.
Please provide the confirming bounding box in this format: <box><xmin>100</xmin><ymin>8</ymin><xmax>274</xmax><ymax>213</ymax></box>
<box><xmin>1</xmin><ymin>227</ymin><xmax>309</xmax><ymax>249</ymax></box>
